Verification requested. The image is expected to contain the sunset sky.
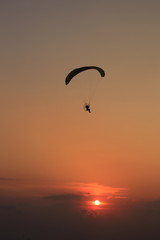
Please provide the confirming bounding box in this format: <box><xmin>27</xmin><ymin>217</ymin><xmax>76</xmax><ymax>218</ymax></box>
<box><xmin>1</xmin><ymin>1</ymin><xmax>160</xmax><ymax>239</ymax></box>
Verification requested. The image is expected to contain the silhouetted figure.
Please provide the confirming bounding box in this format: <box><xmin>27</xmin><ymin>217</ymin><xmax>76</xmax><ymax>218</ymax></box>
<box><xmin>84</xmin><ymin>104</ymin><xmax>91</xmax><ymax>113</ymax></box>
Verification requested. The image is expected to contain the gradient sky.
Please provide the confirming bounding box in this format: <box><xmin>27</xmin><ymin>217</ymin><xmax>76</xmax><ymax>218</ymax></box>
<box><xmin>1</xmin><ymin>1</ymin><xmax>160</xmax><ymax>239</ymax></box>
<box><xmin>1</xmin><ymin>0</ymin><xmax>160</xmax><ymax>203</ymax></box>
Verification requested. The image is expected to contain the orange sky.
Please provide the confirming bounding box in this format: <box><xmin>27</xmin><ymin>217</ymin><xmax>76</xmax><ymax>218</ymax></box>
<box><xmin>1</xmin><ymin>1</ymin><xmax>160</xmax><ymax>200</ymax></box>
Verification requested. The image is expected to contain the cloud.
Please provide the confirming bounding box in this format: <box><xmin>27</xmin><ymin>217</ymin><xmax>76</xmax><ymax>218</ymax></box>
<box><xmin>45</xmin><ymin>193</ymin><xmax>84</xmax><ymax>201</ymax></box>
<box><xmin>47</xmin><ymin>182</ymin><xmax>127</xmax><ymax>199</ymax></box>
<box><xmin>0</xmin><ymin>180</ymin><xmax>160</xmax><ymax>240</ymax></box>
<box><xmin>1</xmin><ymin>198</ymin><xmax>160</xmax><ymax>240</ymax></box>
<box><xmin>0</xmin><ymin>178</ymin><xmax>17</xmax><ymax>181</ymax></box>
<box><xmin>42</xmin><ymin>182</ymin><xmax>128</xmax><ymax>217</ymax></box>
<box><xmin>0</xmin><ymin>205</ymin><xmax>15</xmax><ymax>211</ymax></box>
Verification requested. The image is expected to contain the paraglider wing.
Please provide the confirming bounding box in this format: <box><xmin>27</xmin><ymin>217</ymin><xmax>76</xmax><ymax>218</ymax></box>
<box><xmin>65</xmin><ymin>66</ymin><xmax>105</xmax><ymax>85</ymax></box>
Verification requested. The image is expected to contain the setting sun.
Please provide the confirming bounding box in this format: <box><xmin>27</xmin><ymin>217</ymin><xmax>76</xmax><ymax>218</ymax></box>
<box><xmin>94</xmin><ymin>200</ymin><xmax>101</xmax><ymax>206</ymax></box>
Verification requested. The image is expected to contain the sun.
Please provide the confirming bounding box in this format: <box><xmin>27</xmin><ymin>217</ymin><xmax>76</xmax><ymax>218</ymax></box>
<box><xmin>94</xmin><ymin>200</ymin><xmax>101</xmax><ymax>206</ymax></box>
